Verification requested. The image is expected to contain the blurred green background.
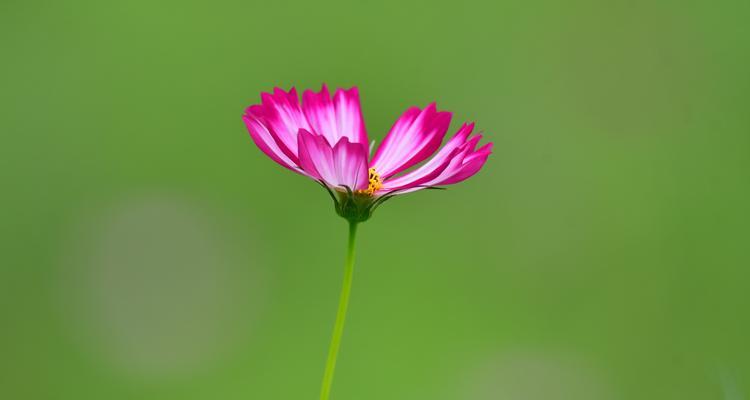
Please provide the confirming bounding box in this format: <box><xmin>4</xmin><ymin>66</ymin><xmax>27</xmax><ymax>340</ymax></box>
<box><xmin>2</xmin><ymin>0</ymin><xmax>749</xmax><ymax>399</ymax></box>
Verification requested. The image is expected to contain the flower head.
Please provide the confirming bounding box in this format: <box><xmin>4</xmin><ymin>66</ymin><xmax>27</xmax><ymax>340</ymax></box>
<box><xmin>243</xmin><ymin>85</ymin><xmax>492</xmax><ymax>222</ymax></box>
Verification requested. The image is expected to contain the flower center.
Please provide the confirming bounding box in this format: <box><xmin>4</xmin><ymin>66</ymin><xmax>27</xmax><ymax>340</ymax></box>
<box><xmin>359</xmin><ymin>167</ymin><xmax>382</xmax><ymax>195</ymax></box>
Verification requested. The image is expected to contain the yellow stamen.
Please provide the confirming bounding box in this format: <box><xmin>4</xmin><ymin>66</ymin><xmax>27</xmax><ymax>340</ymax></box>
<box><xmin>357</xmin><ymin>167</ymin><xmax>382</xmax><ymax>195</ymax></box>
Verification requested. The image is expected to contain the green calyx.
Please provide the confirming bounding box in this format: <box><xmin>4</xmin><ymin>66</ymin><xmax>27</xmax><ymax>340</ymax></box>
<box><xmin>317</xmin><ymin>181</ymin><xmax>395</xmax><ymax>223</ymax></box>
<box><xmin>335</xmin><ymin>190</ymin><xmax>378</xmax><ymax>223</ymax></box>
<box><xmin>316</xmin><ymin>180</ymin><xmax>447</xmax><ymax>223</ymax></box>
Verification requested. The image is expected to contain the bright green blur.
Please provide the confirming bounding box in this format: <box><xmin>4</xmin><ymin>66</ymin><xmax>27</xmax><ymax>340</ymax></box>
<box><xmin>1</xmin><ymin>0</ymin><xmax>749</xmax><ymax>399</ymax></box>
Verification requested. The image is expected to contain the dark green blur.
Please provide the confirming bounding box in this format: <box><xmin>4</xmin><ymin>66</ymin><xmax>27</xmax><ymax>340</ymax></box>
<box><xmin>1</xmin><ymin>0</ymin><xmax>749</xmax><ymax>399</ymax></box>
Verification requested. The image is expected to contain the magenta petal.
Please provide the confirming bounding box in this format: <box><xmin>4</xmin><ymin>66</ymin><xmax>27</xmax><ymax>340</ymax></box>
<box><xmin>297</xmin><ymin>129</ymin><xmax>369</xmax><ymax>190</ymax></box>
<box><xmin>382</xmin><ymin>126</ymin><xmax>492</xmax><ymax>195</ymax></box>
<box><xmin>297</xmin><ymin>129</ymin><xmax>329</xmax><ymax>182</ymax></box>
<box><xmin>381</xmin><ymin>123</ymin><xmax>475</xmax><ymax>191</ymax></box>
<box><xmin>384</xmin><ymin>144</ymin><xmax>473</xmax><ymax>195</ymax></box>
<box><xmin>302</xmin><ymin>85</ymin><xmax>369</xmax><ymax>146</ymax></box>
<box><xmin>332</xmin><ymin>135</ymin><xmax>369</xmax><ymax>190</ymax></box>
<box><xmin>437</xmin><ymin>143</ymin><xmax>493</xmax><ymax>185</ymax></box>
<box><xmin>242</xmin><ymin>109</ymin><xmax>301</xmax><ymax>173</ymax></box>
<box><xmin>259</xmin><ymin>87</ymin><xmax>311</xmax><ymax>158</ymax></box>
<box><xmin>370</xmin><ymin>103</ymin><xmax>452</xmax><ymax>179</ymax></box>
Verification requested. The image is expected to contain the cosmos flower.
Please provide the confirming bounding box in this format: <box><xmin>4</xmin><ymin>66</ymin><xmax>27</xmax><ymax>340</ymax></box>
<box><xmin>242</xmin><ymin>85</ymin><xmax>492</xmax><ymax>400</ymax></box>
<box><xmin>243</xmin><ymin>85</ymin><xmax>492</xmax><ymax>223</ymax></box>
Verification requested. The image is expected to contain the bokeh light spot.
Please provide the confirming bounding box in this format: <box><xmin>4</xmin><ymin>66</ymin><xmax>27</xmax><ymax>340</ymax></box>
<box><xmin>58</xmin><ymin>194</ymin><xmax>265</xmax><ymax>378</ymax></box>
<box><xmin>463</xmin><ymin>349</ymin><xmax>617</xmax><ymax>400</ymax></box>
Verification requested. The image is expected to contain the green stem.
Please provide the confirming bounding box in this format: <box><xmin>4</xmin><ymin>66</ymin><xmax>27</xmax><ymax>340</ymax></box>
<box><xmin>320</xmin><ymin>221</ymin><xmax>358</xmax><ymax>400</ymax></box>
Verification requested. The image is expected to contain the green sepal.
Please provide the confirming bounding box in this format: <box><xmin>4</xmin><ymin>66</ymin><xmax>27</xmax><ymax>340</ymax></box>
<box><xmin>316</xmin><ymin>181</ymin><xmax>447</xmax><ymax>223</ymax></box>
<box><xmin>334</xmin><ymin>188</ymin><xmax>378</xmax><ymax>223</ymax></box>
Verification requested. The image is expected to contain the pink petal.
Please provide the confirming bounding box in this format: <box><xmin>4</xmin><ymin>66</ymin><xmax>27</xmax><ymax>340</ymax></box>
<box><xmin>242</xmin><ymin>108</ymin><xmax>301</xmax><ymax>173</ymax></box>
<box><xmin>297</xmin><ymin>129</ymin><xmax>369</xmax><ymax>190</ymax></box>
<box><xmin>370</xmin><ymin>103</ymin><xmax>452</xmax><ymax>179</ymax></box>
<box><xmin>259</xmin><ymin>87</ymin><xmax>311</xmax><ymax>158</ymax></box>
<box><xmin>302</xmin><ymin>85</ymin><xmax>369</xmax><ymax>146</ymax></box>
<box><xmin>437</xmin><ymin>142</ymin><xmax>493</xmax><ymax>185</ymax></box>
<box><xmin>381</xmin><ymin>144</ymin><xmax>473</xmax><ymax>195</ymax></box>
<box><xmin>381</xmin><ymin>123</ymin><xmax>475</xmax><ymax>191</ymax></box>
<box><xmin>381</xmin><ymin>126</ymin><xmax>492</xmax><ymax>195</ymax></box>
<box><xmin>332</xmin><ymin>135</ymin><xmax>370</xmax><ymax>191</ymax></box>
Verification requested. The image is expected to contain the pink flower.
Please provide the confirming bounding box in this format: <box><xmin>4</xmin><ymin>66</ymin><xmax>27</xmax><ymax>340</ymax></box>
<box><xmin>243</xmin><ymin>85</ymin><xmax>492</xmax><ymax>222</ymax></box>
